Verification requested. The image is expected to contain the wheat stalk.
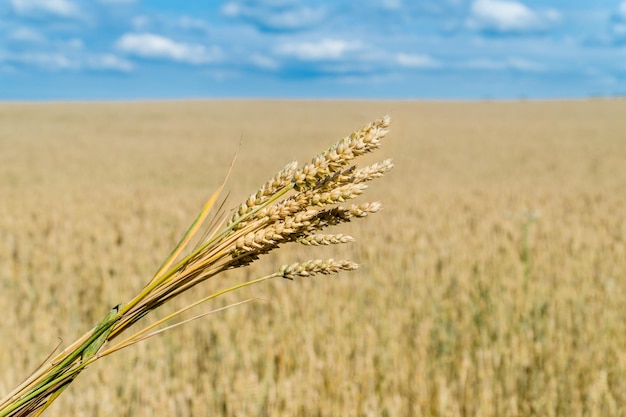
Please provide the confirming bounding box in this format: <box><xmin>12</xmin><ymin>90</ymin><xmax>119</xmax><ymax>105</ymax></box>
<box><xmin>0</xmin><ymin>116</ymin><xmax>393</xmax><ymax>417</ymax></box>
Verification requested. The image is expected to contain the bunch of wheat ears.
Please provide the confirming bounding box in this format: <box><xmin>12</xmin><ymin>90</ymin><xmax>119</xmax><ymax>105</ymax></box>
<box><xmin>0</xmin><ymin>116</ymin><xmax>393</xmax><ymax>416</ymax></box>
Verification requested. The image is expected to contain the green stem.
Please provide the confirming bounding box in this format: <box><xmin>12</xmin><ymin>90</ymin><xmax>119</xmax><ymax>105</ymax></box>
<box><xmin>0</xmin><ymin>309</ymin><xmax>121</xmax><ymax>417</ymax></box>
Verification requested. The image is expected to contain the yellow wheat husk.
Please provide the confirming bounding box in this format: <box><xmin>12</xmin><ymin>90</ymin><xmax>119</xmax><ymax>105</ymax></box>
<box><xmin>0</xmin><ymin>116</ymin><xmax>392</xmax><ymax>417</ymax></box>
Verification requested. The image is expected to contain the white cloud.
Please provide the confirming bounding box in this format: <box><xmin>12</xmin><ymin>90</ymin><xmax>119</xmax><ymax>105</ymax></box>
<box><xmin>9</xmin><ymin>27</ymin><xmax>45</xmax><ymax>43</ymax></box>
<box><xmin>178</xmin><ymin>16</ymin><xmax>211</xmax><ymax>32</ymax></box>
<box><xmin>276</xmin><ymin>38</ymin><xmax>361</xmax><ymax>61</ymax></box>
<box><xmin>619</xmin><ymin>1</ymin><xmax>626</xmax><ymax>19</ymax></box>
<box><xmin>466</xmin><ymin>57</ymin><xmax>543</xmax><ymax>71</ymax></box>
<box><xmin>507</xmin><ymin>58</ymin><xmax>543</xmax><ymax>71</ymax></box>
<box><xmin>0</xmin><ymin>50</ymin><xmax>134</xmax><ymax>72</ymax></box>
<box><xmin>131</xmin><ymin>16</ymin><xmax>150</xmax><ymax>30</ymax></box>
<box><xmin>87</xmin><ymin>54</ymin><xmax>134</xmax><ymax>72</ymax></box>
<box><xmin>396</xmin><ymin>53</ymin><xmax>440</xmax><ymax>69</ymax></box>
<box><xmin>221</xmin><ymin>3</ymin><xmax>240</xmax><ymax>16</ymax></box>
<box><xmin>221</xmin><ymin>1</ymin><xmax>326</xmax><ymax>31</ymax></box>
<box><xmin>9</xmin><ymin>0</ymin><xmax>81</xmax><ymax>18</ymax></box>
<box><xmin>605</xmin><ymin>3</ymin><xmax>626</xmax><ymax>44</ymax></box>
<box><xmin>613</xmin><ymin>23</ymin><xmax>626</xmax><ymax>36</ymax></box>
<box><xmin>380</xmin><ymin>0</ymin><xmax>403</xmax><ymax>10</ymax></box>
<box><xmin>16</xmin><ymin>52</ymin><xmax>75</xmax><ymax>70</ymax></box>
<box><xmin>250</xmin><ymin>53</ymin><xmax>279</xmax><ymax>70</ymax></box>
<box><xmin>468</xmin><ymin>0</ymin><xmax>559</xmax><ymax>33</ymax></box>
<box><xmin>99</xmin><ymin>0</ymin><xmax>137</xmax><ymax>3</ymax></box>
<box><xmin>62</xmin><ymin>38</ymin><xmax>84</xmax><ymax>50</ymax></box>
<box><xmin>129</xmin><ymin>15</ymin><xmax>211</xmax><ymax>33</ymax></box>
<box><xmin>115</xmin><ymin>33</ymin><xmax>221</xmax><ymax>64</ymax></box>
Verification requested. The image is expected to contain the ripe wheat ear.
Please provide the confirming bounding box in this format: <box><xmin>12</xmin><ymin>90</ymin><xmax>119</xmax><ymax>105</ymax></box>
<box><xmin>0</xmin><ymin>116</ymin><xmax>393</xmax><ymax>417</ymax></box>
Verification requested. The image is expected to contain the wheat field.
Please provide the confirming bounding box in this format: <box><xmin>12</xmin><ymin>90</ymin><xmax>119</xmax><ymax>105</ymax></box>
<box><xmin>0</xmin><ymin>100</ymin><xmax>625</xmax><ymax>417</ymax></box>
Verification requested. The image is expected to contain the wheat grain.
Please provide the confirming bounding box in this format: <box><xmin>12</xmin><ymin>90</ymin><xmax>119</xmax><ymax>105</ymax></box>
<box><xmin>279</xmin><ymin>259</ymin><xmax>359</xmax><ymax>280</ymax></box>
<box><xmin>297</xmin><ymin>233</ymin><xmax>355</xmax><ymax>246</ymax></box>
<box><xmin>228</xmin><ymin>160</ymin><xmax>298</xmax><ymax>228</ymax></box>
<box><xmin>293</xmin><ymin>116</ymin><xmax>390</xmax><ymax>191</ymax></box>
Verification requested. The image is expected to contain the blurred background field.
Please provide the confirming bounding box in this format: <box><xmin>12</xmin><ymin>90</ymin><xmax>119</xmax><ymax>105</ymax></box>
<box><xmin>0</xmin><ymin>99</ymin><xmax>625</xmax><ymax>416</ymax></box>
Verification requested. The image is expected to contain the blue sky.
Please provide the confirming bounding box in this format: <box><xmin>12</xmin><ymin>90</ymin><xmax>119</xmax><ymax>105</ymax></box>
<box><xmin>1</xmin><ymin>0</ymin><xmax>625</xmax><ymax>100</ymax></box>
